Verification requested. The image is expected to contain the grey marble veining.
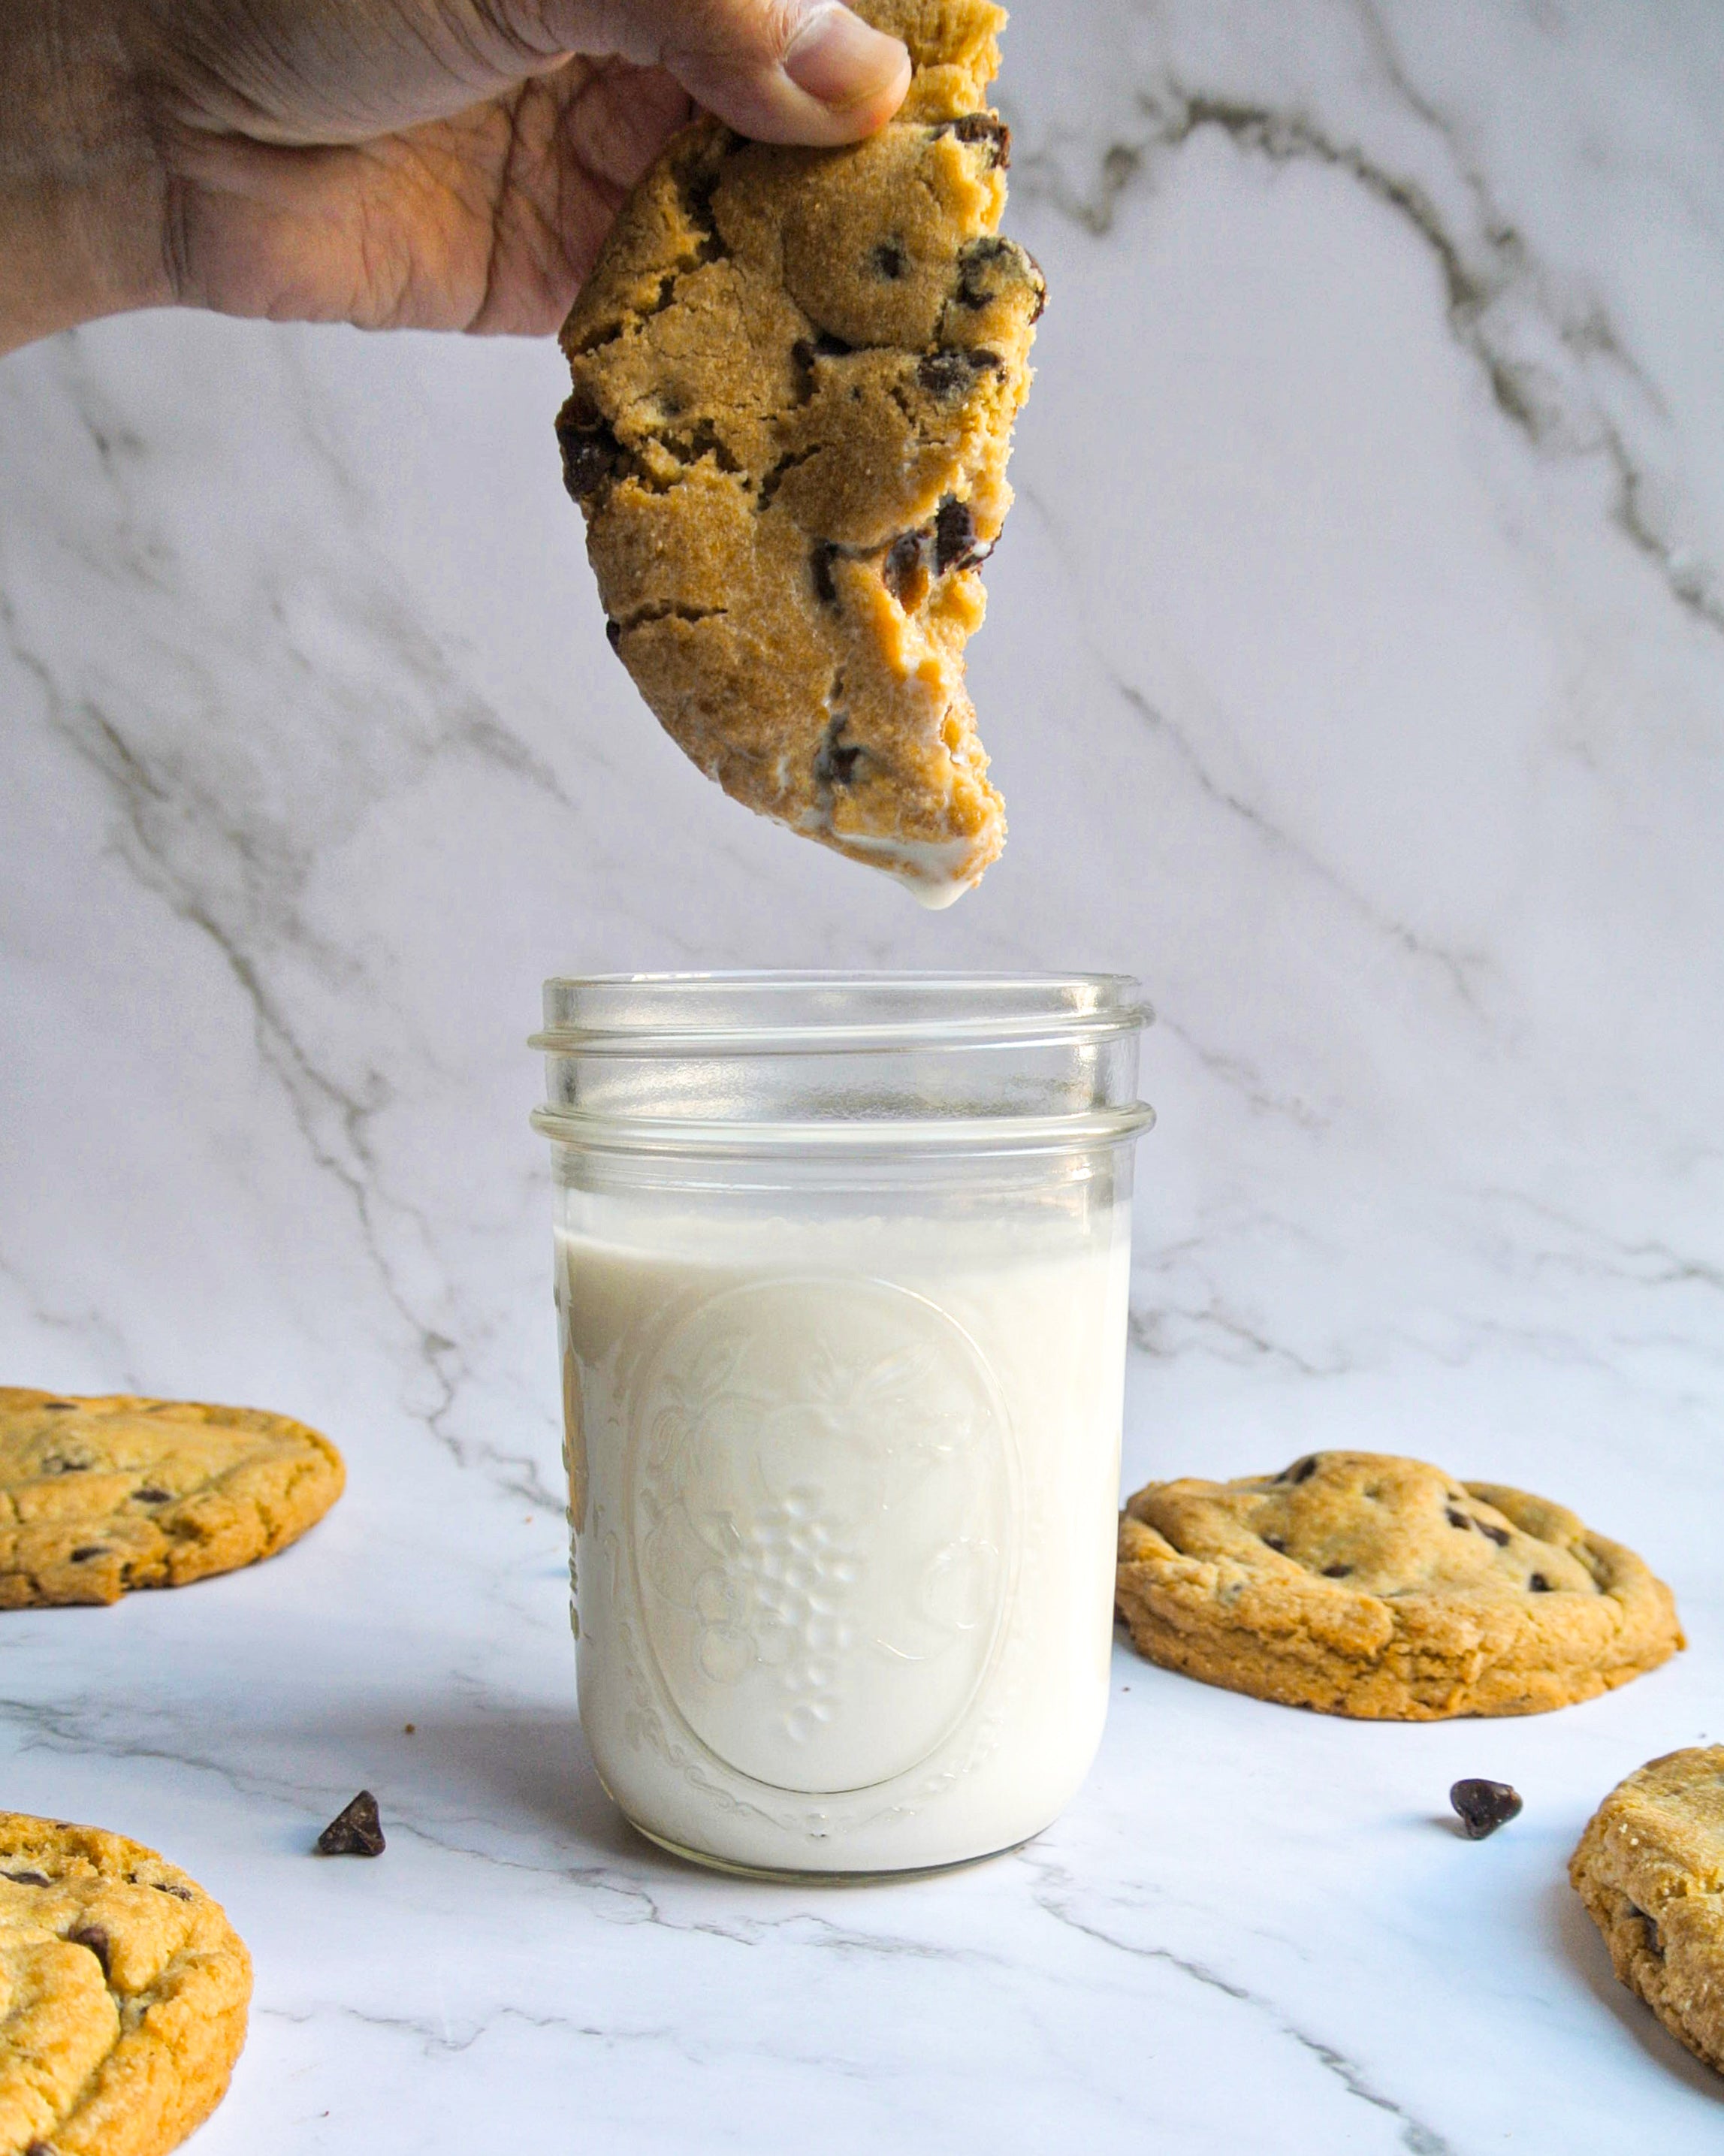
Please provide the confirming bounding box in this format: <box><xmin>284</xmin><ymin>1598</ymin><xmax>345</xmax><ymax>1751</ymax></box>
<box><xmin>4</xmin><ymin>2</ymin><xmax>1724</xmax><ymax>2148</ymax></box>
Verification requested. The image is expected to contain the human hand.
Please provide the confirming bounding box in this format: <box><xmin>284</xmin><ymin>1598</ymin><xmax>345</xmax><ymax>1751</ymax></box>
<box><xmin>0</xmin><ymin>0</ymin><xmax>910</xmax><ymax>354</ymax></box>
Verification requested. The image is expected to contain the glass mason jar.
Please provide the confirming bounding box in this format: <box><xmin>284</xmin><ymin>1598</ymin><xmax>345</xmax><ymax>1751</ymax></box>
<box><xmin>531</xmin><ymin>973</ymin><xmax>1153</xmax><ymax>1879</ymax></box>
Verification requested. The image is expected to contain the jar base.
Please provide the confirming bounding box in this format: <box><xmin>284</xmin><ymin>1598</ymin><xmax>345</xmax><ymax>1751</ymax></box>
<box><xmin>627</xmin><ymin>1819</ymin><xmax>1042</xmax><ymax>1886</ymax></box>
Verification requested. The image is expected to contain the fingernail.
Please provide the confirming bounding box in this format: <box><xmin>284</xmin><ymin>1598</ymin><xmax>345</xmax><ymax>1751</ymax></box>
<box><xmin>783</xmin><ymin>4</ymin><xmax>910</xmax><ymax>110</ymax></box>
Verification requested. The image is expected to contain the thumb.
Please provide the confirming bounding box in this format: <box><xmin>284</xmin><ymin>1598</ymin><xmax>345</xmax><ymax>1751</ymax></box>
<box><xmin>636</xmin><ymin>0</ymin><xmax>911</xmax><ymax>144</ymax></box>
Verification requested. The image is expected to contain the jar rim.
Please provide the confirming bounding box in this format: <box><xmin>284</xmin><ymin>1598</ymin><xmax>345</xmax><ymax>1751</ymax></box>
<box><xmin>531</xmin><ymin>970</ymin><xmax>1153</xmax><ymax>1058</ymax></box>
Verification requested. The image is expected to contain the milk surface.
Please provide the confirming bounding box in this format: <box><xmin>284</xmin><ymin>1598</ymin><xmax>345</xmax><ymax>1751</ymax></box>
<box><xmin>557</xmin><ymin>1208</ymin><xmax>1131</xmax><ymax>1874</ymax></box>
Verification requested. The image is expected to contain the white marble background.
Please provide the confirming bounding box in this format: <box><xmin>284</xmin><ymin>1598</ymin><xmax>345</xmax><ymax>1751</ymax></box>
<box><xmin>4</xmin><ymin>0</ymin><xmax>1724</xmax><ymax>2148</ymax></box>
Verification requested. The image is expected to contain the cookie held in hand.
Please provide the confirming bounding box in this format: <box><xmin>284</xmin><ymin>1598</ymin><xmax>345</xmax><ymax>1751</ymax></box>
<box><xmin>1115</xmin><ymin>1451</ymin><xmax>1681</xmax><ymax>1719</ymax></box>
<box><xmin>557</xmin><ymin>0</ymin><xmax>1040</xmax><ymax>907</ymax></box>
<box><xmin>1572</xmin><ymin>1748</ymin><xmax>1724</xmax><ymax>2076</ymax></box>
<box><xmin>0</xmin><ymin>1388</ymin><xmax>345</xmax><ymax>1608</ymax></box>
<box><xmin>0</xmin><ymin>1813</ymin><xmax>251</xmax><ymax>2155</ymax></box>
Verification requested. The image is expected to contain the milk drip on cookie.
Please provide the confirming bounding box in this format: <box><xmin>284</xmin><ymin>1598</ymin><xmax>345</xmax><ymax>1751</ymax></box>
<box><xmin>555</xmin><ymin>0</ymin><xmax>1038</xmax><ymax>905</ymax></box>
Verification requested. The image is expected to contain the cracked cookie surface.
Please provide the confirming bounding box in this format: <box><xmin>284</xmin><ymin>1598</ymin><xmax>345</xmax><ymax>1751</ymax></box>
<box><xmin>1116</xmin><ymin>1451</ymin><xmax>1682</xmax><ymax>1718</ymax></box>
<box><xmin>557</xmin><ymin>0</ymin><xmax>1038</xmax><ymax>905</ymax></box>
<box><xmin>1571</xmin><ymin>1748</ymin><xmax>1724</xmax><ymax>2076</ymax></box>
<box><xmin>0</xmin><ymin>1389</ymin><xmax>345</xmax><ymax>1608</ymax></box>
<box><xmin>0</xmin><ymin>1813</ymin><xmax>250</xmax><ymax>2156</ymax></box>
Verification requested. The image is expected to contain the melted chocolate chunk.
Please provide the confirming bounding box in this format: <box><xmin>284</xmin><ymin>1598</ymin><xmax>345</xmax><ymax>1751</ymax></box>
<box><xmin>134</xmin><ymin>1487</ymin><xmax>171</xmax><ymax>1505</ymax></box>
<box><xmin>605</xmin><ymin>619</ymin><xmax>621</xmax><ymax>651</ymax></box>
<box><xmin>1445</xmin><ymin>1508</ymin><xmax>1472</xmax><ymax>1531</ymax></box>
<box><xmin>151</xmin><ymin>1880</ymin><xmax>195</xmax><ymax>1901</ymax></box>
<box><xmin>68</xmin><ymin>1923</ymin><xmax>110</xmax><ymax>1978</ymax></box>
<box><xmin>317</xmin><ymin>1790</ymin><xmax>385</xmax><ymax>1858</ymax></box>
<box><xmin>41</xmin><ymin>1402</ymin><xmax>77</xmax><ymax>1412</ymax></box>
<box><xmin>1321</xmin><ymin>1563</ymin><xmax>1353</xmax><ymax>1578</ymax></box>
<box><xmin>1450</xmin><ymin>1777</ymin><xmax>1523</xmax><ymax>1840</ymax></box>
<box><xmin>871</xmin><ymin>240</ymin><xmax>908</xmax><ymax>279</ymax></box>
<box><xmin>4</xmin><ymin>1871</ymin><xmax>50</xmax><ymax>1886</ymax></box>
<box><xmin>1283</xmin><ymin>1457</ymin><xmax>1318</xmax><ymax>1484</ymax></box>
<box><xmin>1476</xmin><ymin>1519</ymin><xmax>1511</xmax><ymax>1546</ymax></box>
<box><xmin>883</xmin><ymin>530</ymin><xmax>928</xmax><ymax>607</ymax></box>
<box><xmin>1262</xmin><ymin>1534</ymin><xmax>1288</xmax><ymax>1554</ymax></box>
<box><xmin>918</xmin><ymin>349</ymin><xmax>997</xmax><ymax>399</ymax></box>
<box><xmin>1529</xmin><ymin>1572</ymin><xmax>1552</xmax><ymax>1592</ymax></box>
<box><xmin>68</xmin><ymin>1546</ymin><xmax>105</xmax><ymax>1563</ymax></box>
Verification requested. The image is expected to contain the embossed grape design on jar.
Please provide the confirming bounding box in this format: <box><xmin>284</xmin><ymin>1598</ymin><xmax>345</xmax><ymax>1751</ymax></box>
<box><xmin>533</xmin><ymin>974</ymin><xmax>1153</xmax><ymax>1879</ymax></box>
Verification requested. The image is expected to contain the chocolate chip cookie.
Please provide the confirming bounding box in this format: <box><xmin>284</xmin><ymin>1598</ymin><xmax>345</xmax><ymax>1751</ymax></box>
<box><xmin>0</xmin><ymin>1813</ymin><xmax>251</xmax><ymax>2155</ymax></box>
<box><xmin>1572</xmin><ymin>1748</ymin><xmax>1724</xmax><ymax>2074</ymax></box>
<box><xmin>0</xmin><ymin>1389</ymin><xmax>345</xmax><ymax>1608</ymax></box>
<box><xmin>1116</xmin><ymin>1451</ymin><xmax>1682</xmax><ymax>1718</ymax></box>
<box><xmin>557</xmin><ymin>0</ymin><xmax>1040</xmax><ymax>906</ymax></box>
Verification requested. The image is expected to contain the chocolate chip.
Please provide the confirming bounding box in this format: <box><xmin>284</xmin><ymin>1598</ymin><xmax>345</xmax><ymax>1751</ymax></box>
<box><xmin>871</xmin><ymin>241</ymin><xmax>907</xmax><ymax>279</ymax></box>
<box><xmin>1445</xmin><ymin>1508</ymin><xmax>1472</xmax><ymax>1531</ymax></box>
<box><xmin>318</xmin><ymin>1790</ymin><xmax>385</xmax><ymax>1858</ymax></box>
<box><xmin>134</xmin><ymin>1487</ymin><xmax>171</xmax><ymax>1505</ymax></box>
<box><xmin>1321</xmin><ymin>1563</ymin><xmax>1353</xmax><ymax>1578</ymax></box>
<box><xmin>1262</xmin><ymin>1534</ymin><xmax>1288</xmax><ymax>1554</ymax></box>
<box><xmin>43</xmin><ymin>1457</ymin><xmax>89</xmax><ymax>1474</ymax></box>
<box><xmin>68</xmin><ymin>1547</ymin><xmax>105</xmax><ymax>1563</ymax></box>
<box><xmin>4</xmin><ymin>1870</ymin><xmax>50</xmax><ymax>1886</ymax></box>
<box><xmin>934</xmin><ymin>497</ymin><xmax>992</xmax><ymax>575</ymax></box>
<box><xmin>555</xmin><ymin>400</ymin><xmax>633</xmax><ymax>505</ymax></box>
<box><xmin>1529</xmin><ymin>1572</ymin><xmax>1552</xmax><ymax>1592</ymax></box>
<box><xmin>917</xmin><ymin>349</ymin><xmax>997</xmax><ymax>400</ymax></box>
<box><xmin>814</xmin><ymin>716</ymin><xmax>863</xmax><ymax>788</ymax></box>
<box><xmin>1629</xmin><ymin>1903</ymin><xmax>1665</xmax><ymax>1958</ymax></box>
<box><xmin>151</xmin><ymin>1880</ymin><xmax>195</xmax><ymax>1900</ymax></box>
<box><xmin>883</xmin><ymin>530</ymin><xmax>928</xmax><ymax>607</ymax></box>
<box><xmin>68</xmin><ymin>1923</ymin><xmax>110</xmax><ymax>1978</ymax></box>
<box><xmin>1286</xmin><ymin>1457</ymin><xmax>1318</xmax><ymax>1484</ymax></box>
<box><xmin>1449</xmin><ymin>1778</ymin><xmax>1523</xmax><ymax>1839</ymax></box>
<box><xmin>1476</xmin><ymin>1520</ymin><xmax>1511</xmax><ymax>1546</ymax></box>
<box><xmin>605</xmin><ymin>619</ymin><xmax>621</xmax><ymax>651</ymax></box>
<box><xmin>810</xmin><ymin>542</ymin><xmax>840</xmax><ymax>608</ymax></box>
<box><xmin>936</xmin><ymin>113</ymin><xmax>1012</xmax><ymax>168</ymax></box>
<box><xmin>41</xmin><ymin>1402</ymin><xmax>77</xmax><ymax>1412</ymax></box>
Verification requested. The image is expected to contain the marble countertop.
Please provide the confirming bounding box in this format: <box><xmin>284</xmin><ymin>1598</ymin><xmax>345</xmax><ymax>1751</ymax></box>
<box><xmin>4</xmin><ymin>1</ymin><xmax>1724</xmax><ymax>2148</ymax></box>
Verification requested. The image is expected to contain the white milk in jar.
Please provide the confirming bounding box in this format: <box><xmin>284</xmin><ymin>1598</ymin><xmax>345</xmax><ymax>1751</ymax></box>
<box><xmin>533</xmin><ymin>974</ymin><xmax>1153</xmax><ymax>1877</ymax></box>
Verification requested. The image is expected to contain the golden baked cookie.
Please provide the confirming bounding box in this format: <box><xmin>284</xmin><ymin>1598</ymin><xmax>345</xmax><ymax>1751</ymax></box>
<box><xmin>0</xmin><ymin>1389</ymin><xmax>345</xmax><ymax>1608</ymax></box>
<box><xmin>1571</xmin><ymin>1748</ymin><xmax>1724</xmax><ymax>2075</ymax></box>
<box><xmin>557</xmin><ymin>0</ymin><xmax>1040</xmax><ymax>906</ymax></box>
<box><xmin>0</xmin><ymin>1813</ymin><xmax>251</xmax><ymax>2156</ymax></box>
<box><xmin>1116</xmin><ymin>1451</ymin><xmax>1682</xmax><ymax>1719</ymax></box>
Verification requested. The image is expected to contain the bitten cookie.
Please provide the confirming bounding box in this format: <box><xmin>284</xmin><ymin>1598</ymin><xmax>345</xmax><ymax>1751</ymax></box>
<box><xmin>556</xmin><ymin>0</ymin><xmax>1040</xmax><ymax>907</ymax></box>
<box><xmin>0</xmin><ymin>1813</ymin><xmax>251</xmax><ymax>2156</ymax></box>
<box><xmin>1571</xmin><ymin>1748</ymin><xmax>1724</xmax><ymax>2075</ymax></box>
<box><xmin>0</xmin><ymin>1389</ymin><xmax>345</xmax><ymax>1608</ymax></box>
<box><xmin>1115</xmin><ymin>1451</ymin><xmax>1682</xmax><ymax>1719</ymax></box>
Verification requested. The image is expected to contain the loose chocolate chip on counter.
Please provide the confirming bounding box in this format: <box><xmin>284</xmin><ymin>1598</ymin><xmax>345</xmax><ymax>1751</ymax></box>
<box><xmin>317</xmin><ymin>1790</ymin><xmax>385</xmax><ymax>1858</ymax></box>
<box><xmin>68</xmin><ymin>1924</ymin><xmax>111</xmax><ymax>1978</ymax></box>
<box><xmin>1450</xmin><ymin>1778</ymin><xmax>1523</xmax><ymax>1840</ymax></box>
